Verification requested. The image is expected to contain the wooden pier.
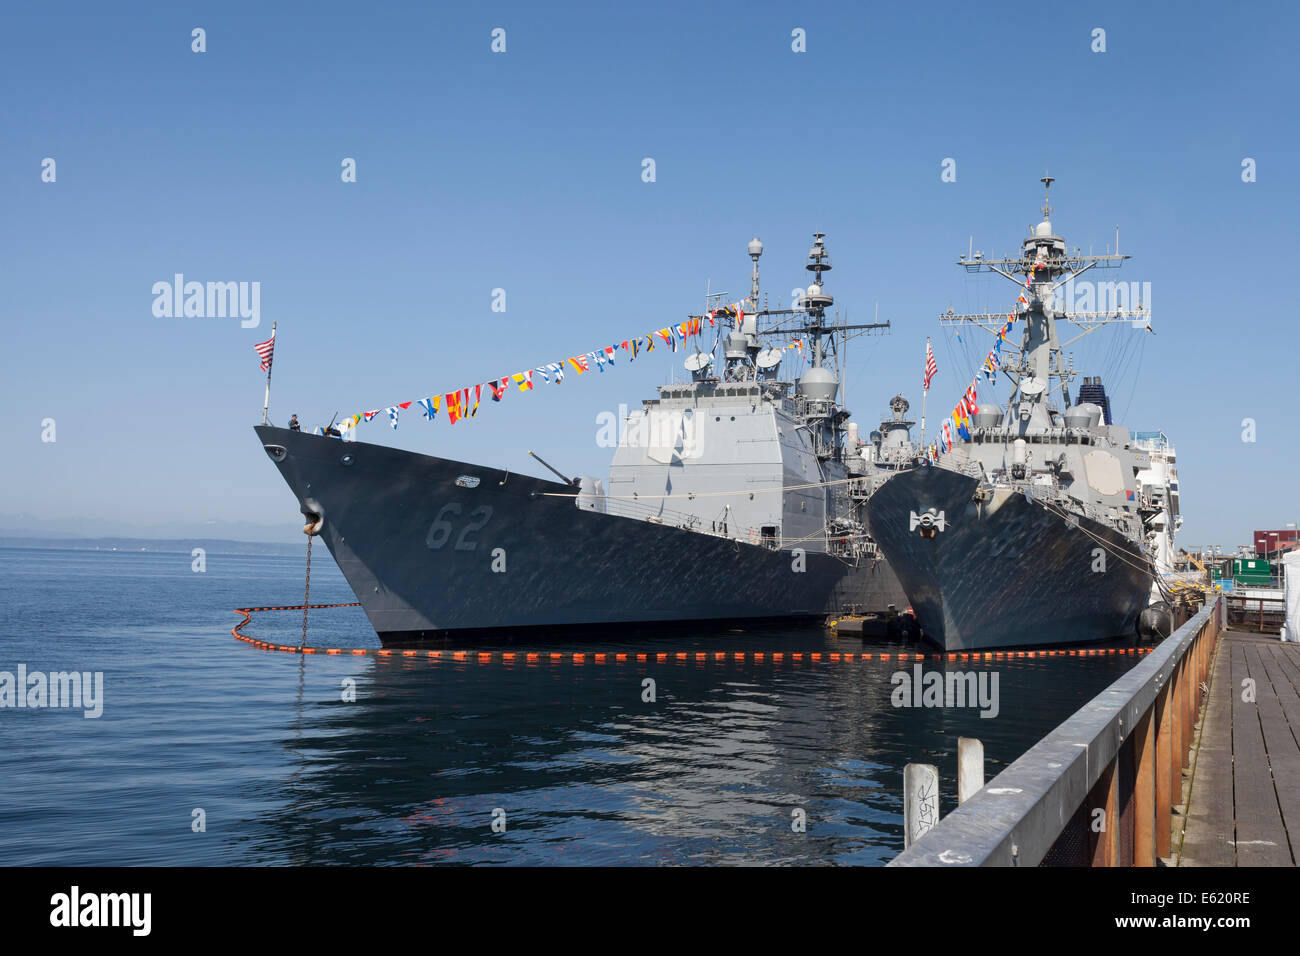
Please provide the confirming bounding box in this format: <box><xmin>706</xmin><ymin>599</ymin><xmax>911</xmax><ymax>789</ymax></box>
<box><xmin>886</xmin><ymin>599</ymin><xmax>1300</xmax><ymax>867</ymax></box>
<box><xmin>1177</xmin><ymin>629</ymin><xmax>1300</xmax><ymax>866</ymax></box>
<box><xmin>891</xmin><ymin>600</ymin><xmax>1224</xmax><ymax>867</ymax></box>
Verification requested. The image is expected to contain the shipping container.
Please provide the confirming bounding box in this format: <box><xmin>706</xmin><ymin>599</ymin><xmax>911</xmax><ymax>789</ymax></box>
<box><xmin>1233</xmin><ymin>557</ymin><xmax>1273</xmax><ymax>586</ymax></box>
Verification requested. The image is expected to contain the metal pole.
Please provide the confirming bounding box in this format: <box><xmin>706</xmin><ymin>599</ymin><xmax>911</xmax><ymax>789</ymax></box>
<box><xmin>920</xmin><ymin>337</ymin><xmax>930</xmax><ymax>446</ymax></box>
<box><xmin>261</xmin><ymin>320</ymin><xmax>276</xmax><ymax>425</ymax></box>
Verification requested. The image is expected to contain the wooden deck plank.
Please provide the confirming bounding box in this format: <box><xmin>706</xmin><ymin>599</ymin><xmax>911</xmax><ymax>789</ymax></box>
<box><xmin>1268</xmin><ymin>639</ymin><xmax>1300</xmax><ymax>695</ymax></box>
<box><xmin>1179</xmin><ymin>633</ymin><xmax>1236</xmax><ymax>865</ymax></box>
<box><xmin>1250</xmin><ymin>643</ymin><xmax>1300</xmax><ymax>863</ymax></box>
<box><xmin>1180</xmin><ymin>631</ymin><xmax>1298</xmax><ymax>867</ymax></box>
<box><xmin>1260</xmin><ymin>643</ymin><xmax>1300</xmax><ymax>727</ymax></box>
<box><xmin>1229</xmin><ymin>638</ymin><xmax>1292</xmax><ymax>865</ymax></box>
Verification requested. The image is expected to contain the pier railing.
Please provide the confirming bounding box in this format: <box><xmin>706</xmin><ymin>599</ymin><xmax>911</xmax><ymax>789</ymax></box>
<box><xmin>890</xmin><ymin>595</ymin><xmax>1224</xmax><ymax>866</ymax></box>
<box><xmin>1225</xmin><ymin>593</ymin><xmax>1285</xmax><ymax>633</ymax></box>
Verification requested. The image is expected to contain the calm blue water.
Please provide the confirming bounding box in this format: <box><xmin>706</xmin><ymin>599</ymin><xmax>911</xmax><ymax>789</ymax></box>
<box><xmin>0</xmin><ymin>547</ymin><xmax>1141</xmax><ymax>866</ymax></box>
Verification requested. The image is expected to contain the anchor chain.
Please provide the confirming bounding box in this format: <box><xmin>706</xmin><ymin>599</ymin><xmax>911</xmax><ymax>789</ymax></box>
<box><xmin>301</xmin><ymin>533</ymin><xmax>313</xmax><ymax>646</ymax></box>
<box><xmin>300</xmin><ymin>512</ymin><xmax>323</xmax><ymax>646</ymax></box>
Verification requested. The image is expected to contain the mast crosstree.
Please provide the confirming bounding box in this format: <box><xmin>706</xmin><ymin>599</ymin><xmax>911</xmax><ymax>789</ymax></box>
<box><xmin>940</xmin><ymin>178</ymin><xmax>1151</xmax><ymax>420</ymax></box>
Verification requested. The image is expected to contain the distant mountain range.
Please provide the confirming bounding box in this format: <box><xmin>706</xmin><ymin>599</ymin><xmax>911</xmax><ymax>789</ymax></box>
<box><xmin>0</xmin><ymin>513</ymin><xmax>303</xmax><ymax>555</ymax></box>
<box><xmin>0</xmin><ymin>512</ymin><xmax>301</xmax><ymax>545</ymax></box>
<box><xmin>0</xmin><ymin>536</ymin><xmax>302</xmax><ymax>556</ymax></box>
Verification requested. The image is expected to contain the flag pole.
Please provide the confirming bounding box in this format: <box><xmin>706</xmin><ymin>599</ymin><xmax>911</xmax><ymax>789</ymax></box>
<box><xmin>920</xmin><ymin>336</ymin><xmax>930</xmax><ymax>446</ymax></box>
<box><xmin>261</xmin><ymin>321</ymin><xmax>276</xmax><ymax>425</ymax></box>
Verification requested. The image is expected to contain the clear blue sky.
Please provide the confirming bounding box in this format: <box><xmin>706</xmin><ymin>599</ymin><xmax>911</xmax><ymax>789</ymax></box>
<box><xmin>3</xmin><ymin>1</ymin><xmax>1295</xmax><ymax>547</ymax></box>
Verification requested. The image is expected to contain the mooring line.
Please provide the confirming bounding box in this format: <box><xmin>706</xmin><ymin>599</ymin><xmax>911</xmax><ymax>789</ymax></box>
<box><xmin>230</xmin><ymin>604</ymin><xmax>1155</xmax><ymax>663</ymax></box>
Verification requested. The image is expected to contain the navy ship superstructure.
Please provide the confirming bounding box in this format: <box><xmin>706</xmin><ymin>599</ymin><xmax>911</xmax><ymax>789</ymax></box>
<box><xmin>257</xmin><ymin>235</ymin><xmax>909</xmax><ymax>645</ymax></box>
<box><xmin>864</xmin><ymin>181</ymin><xmax>1171</xmax><ymax>650</ymax></box>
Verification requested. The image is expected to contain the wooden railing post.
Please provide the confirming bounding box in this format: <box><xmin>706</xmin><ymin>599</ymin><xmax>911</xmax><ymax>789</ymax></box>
<box><xmin>1190</xmin><ymin>624</ymin><xmax>1201</xmax><ymax>686</ymax></box>
<box><xmin>1193</xmin><ymin>629</ymin><xmax>1203</xmax><ymax>712</ymax></box>
<box><xmin>1088</xmin><ymin>762</ymin><xmax>1119</xmax><ymax>866</ymax></box>
<box><xmin>1155</xmin><ymin>680</ymin><xmax>1173</xmax><ymax>859</ymax></box>
<box><xmin>1133</xmin><ymin>705</ymin><xmax>1157</xmax><ymax>866</ymax></box>
<box><xmin>1173</xmin><ymin>656</ymin><xmax>1188</xmax><ymax>805</ymax></box>
<box><xmin>957</xmin><ymin>738</ymin><xmax>984</xmax><ymax>805</ymax></box>
<box><xmin>1183</xmin><ymin>653</ymin><xmax>1194</xmax><ymax>772</ymax></box>
<box><xmin>903</xmin><ymin>764</ymin><xmax>940</xmax><ymax>849</ymax></box>
<box><xmin>1186</xmin><ymin>656</ymin><xmax>1194</xmax><ymax>757</ymax></box>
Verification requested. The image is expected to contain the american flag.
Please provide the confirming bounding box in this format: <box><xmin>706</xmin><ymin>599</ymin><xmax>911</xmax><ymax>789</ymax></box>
<box><xmin>923</xmin><ymin>340</ymin><xmax>937</xmax><ymax>390</ymax></box>
<box><xmin>254</xmin><ymin>329</ymin><xmax>275</xmax><ymax>372</ymax></box>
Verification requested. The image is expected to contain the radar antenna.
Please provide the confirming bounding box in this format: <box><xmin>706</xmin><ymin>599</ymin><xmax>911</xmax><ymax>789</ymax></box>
<box><xmin>939</xmin><ymin>180</ymin><xmax>1152</xmax><ymax>424</ymax></box>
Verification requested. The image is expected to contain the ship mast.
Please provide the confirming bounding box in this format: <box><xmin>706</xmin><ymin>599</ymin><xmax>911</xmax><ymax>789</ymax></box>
<box><xmin>804</xmin><ymin>232</ymin><xmax>834</xmax><ymax>373</ymax></box>
<box><xmin>939</xmin><ymin>178</ymin><xmax>1150</xmax><ymax>433</ymax></box>
<box><xmin>690</xmin><ymin>234</ymin><xmax>892</xmax><ymax>460</ymax></box>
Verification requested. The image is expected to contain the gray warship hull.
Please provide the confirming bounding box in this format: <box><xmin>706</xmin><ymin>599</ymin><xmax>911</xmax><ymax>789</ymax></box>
<box><xmin>863</xmin><ymin>465</ymin><xmax>1151</xmax><ymax>651</ymax></box>
<box><xmin>255</xmin><ymin>426</ymin><xmax>905</xmax><ymax>645</ymax></box>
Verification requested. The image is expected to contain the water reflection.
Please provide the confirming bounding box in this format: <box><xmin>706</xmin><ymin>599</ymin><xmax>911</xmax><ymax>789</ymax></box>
<box><xmin>241</xmin><ymin>631</ymin><xmax>1135</xmax><ymax>866</ymax></box>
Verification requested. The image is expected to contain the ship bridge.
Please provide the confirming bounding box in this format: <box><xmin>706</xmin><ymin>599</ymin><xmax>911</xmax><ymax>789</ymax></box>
<box><xmin>607</xmin><ymin>378</ymin><xmax>827</xmax><ymax>551</ymax></box>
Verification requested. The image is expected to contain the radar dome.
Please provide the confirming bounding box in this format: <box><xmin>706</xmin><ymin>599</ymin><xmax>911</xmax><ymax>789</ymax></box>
<box><xmin>797</xmin><ymin>367</ymin><xmax>838</xmax><ymax>403</ymax></box>
<box><xmin>974</xmin><ymin>404</ymin><xmax>1002</xmax><ymax>428</ymax></box>
<box><xmin>1064</xmin><ymin>403</ymin><xmax>1103</xmax><ymax>428</ymax></box>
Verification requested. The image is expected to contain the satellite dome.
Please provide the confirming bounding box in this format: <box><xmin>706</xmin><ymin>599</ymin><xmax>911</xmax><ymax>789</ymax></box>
<box><xmin>1064</xmin><ymin>402</ymin><xmax>1103</xmax><ymax>428</ymax></box>
<box><xmin>797</xmin><ymin>367</ymin><xmax>839</xmax><ymax>403</ymax></box>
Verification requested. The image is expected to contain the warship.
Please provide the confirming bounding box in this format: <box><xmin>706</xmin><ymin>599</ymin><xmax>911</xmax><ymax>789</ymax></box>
<box><xmin>864</xmin><ymin>180</ymin><xmax>1177</xmax><ymax>651</ymax></box>
<box><xmin>255</xmin><ymin>234</ymin><xmax>909</xmax><ymax>645</ymax></box>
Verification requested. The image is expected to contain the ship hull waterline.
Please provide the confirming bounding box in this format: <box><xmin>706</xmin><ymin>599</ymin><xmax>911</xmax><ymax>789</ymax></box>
<box><xmin>254</xmin><ymin>426</ymin><xmax>907</xmax><ymax>646</ymax></box>
<box><xmin>863</xmin><ymin>465</ymin><xmax>1152</xmax><ymax>651</ymax></box>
